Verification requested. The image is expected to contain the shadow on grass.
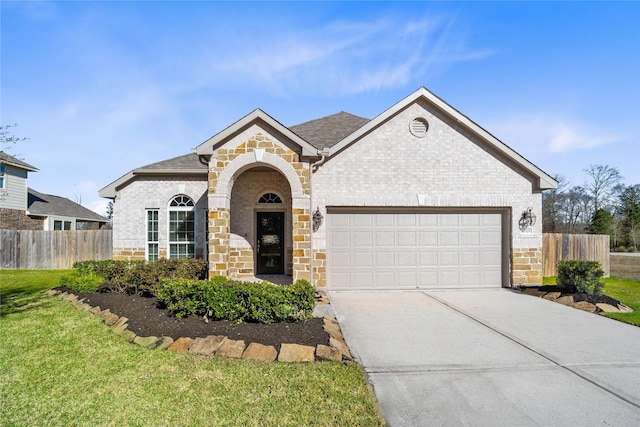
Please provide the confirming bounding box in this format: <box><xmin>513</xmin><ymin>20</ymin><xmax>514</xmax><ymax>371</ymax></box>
<box><xmin>0</xmin><ymin>287</ymin><xmax>54</xmax><ymax>317</ymax></box>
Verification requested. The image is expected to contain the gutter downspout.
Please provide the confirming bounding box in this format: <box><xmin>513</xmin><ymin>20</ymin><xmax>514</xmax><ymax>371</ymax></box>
<box><xmin>309</xmin><ymin>149</ymin><xmax>329</xmax><ymax>287</ymax></box>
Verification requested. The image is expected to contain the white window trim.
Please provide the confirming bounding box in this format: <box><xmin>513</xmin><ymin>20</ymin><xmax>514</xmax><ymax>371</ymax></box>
<box><xmin>146</xmin><ymin>209</ymin><xmax>159</xmax><ymax>261</ymax></box>
<box><xmin>167</xmin><ymin>195</ymin><xmax>196</xmax><ymax>259</ymax></box>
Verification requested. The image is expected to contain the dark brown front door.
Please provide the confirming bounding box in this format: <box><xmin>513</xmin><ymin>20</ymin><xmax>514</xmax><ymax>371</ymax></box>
<box><xmin>257</xmin><ymin>212</ymin><xmax>285</xmax><ymax>274</ymax></box>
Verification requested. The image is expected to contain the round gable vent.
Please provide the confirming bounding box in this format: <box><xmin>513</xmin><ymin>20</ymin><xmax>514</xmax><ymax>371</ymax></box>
<box><xmin>410</xmin><ymin>117</ymin><xmax>429</xmax><ymax>137</ymax></box>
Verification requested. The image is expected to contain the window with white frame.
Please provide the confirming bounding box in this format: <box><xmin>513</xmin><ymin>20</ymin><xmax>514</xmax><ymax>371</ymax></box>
<box><xmin>0</xmin><ymin>164</ymin><xmax>6</xmax><ymax>190</ymax></box>
<box><xmin>54</xmin><ymin>220</ymin><xmax>72</xmax><ymax>230</ymax></box>
<box><xmin>147</xmin><ymin>210</ymin><xmax>159</xmax><ymax>261</ymax></box>
<box><xmin>168</xmin><ymin>195</ymin><xmax>195</xmax><ymax>259</ymax></box>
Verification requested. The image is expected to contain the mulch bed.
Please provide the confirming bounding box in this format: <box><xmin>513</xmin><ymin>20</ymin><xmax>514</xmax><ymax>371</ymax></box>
<box><xmin>58</xmin><ymin>288</ymin><xmax>330</xmax><ymax>351</ymax></box>
<box><xmin>530</xmin><ymin>285</ymin><xmax>621</xmax><ymax>306</ymax></box>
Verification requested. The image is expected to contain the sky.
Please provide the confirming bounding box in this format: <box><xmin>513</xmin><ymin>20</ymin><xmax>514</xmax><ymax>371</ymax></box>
<box><xmin>2</xmin><ymin>1</ymin><xmax>639</xmax><ymax>217</ymax></box>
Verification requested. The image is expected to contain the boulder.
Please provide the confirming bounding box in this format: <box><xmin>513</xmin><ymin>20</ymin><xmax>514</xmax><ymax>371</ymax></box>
<box><xmin>596</xmin><ymin>303</ymin><xmax>621</xmax><ymax>313</ymax></box>
<box><xmin>155</xmin><ymin>336</ymin><xmax>174</xmax><ymax>350</ymax></box>
<box><xmin>617</xmin><ymin>303</ymin><xmax>634</xmax><ymax>313</ymax></box>
<box><xmin>216</xmin><ymin>338</ymin><xmax>246</xmax><ymax>358</ymax></box>
<box><xmin>555</xmin><ymin>296</ymin><xmax>574</xmax><ymax>305</ymax></box>
<box><xmin>542</xmin><ymin>292</ymin><xmax>561</xmax><ymax>301</ymax></box>
<box><xmin>242</xmin><ymin>342</ymin><xmax>277</xmax><ymax>361</ymax></box>
<box><xmin>278</xmin><ymin>343</ymin><xmax>315</xmax><ymax>362</ymax></box>
<box><xmin>168</xmin><ymin>337</ymin><xmax>194</xmax><ymax>352</ymax></box>
<box><xmin>568</xmin><ymin>301</ymin><xmax>597</xmax><ymax>313</ymax></box>
<box><xmin>189</xmin><ymin>335</ymin><xmax>225</xmax><ymax>355</ymax></box>
<box><xmin>316</xmin><ymin>344</ymin><xmax>343</xmax><ymax>362</ymax></box>
<box><xmin>133</xmin><ymin>336</ymin><xmax>159</xmax><ymax>348</ymax></box>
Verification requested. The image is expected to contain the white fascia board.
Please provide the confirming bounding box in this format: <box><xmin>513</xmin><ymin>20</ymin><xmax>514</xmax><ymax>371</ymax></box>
<box><xmin>328</xmin><ymin>87</ymin><xmax>557</xmax><ymax>191</ymax></box>
<box><xmin>98</xmin><ymin>169</ymin><xmax>207</xmax><ymax>199</ymax></box>
<box><xmin>194</xmin><ymin>109</ymin><xmax>318</xmax><ymax>157</ymax></box>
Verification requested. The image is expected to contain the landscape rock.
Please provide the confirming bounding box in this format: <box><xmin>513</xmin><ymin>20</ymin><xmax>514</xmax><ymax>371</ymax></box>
<box><xmin>155</xmin><ymin>336</ymin><xmax>174</xmax><ymax>350</ymax></box>
<box><xmin>242</xmin><ymin>342</ymin><xmax>277</xmax><ymax>361</ymax></box>
<box><xmin>89</xmin><ymin>306</ymin><xmax>102</xmax><ymax>315</ymax></box>
<box><xmin>316</xmin><ymin>344</ymin><xmax>343</xmax><ymax>362</ymax></box>
<box><xmin>121</xmin><ymin>330</ymin><xmax>136</xmax><ymax>342</ymax></box>
<box><xmin>103</xmin><ymin>312</ymin><xmax>120</xmax><ymax>326</ymax></box>
<box><xmin>523</xmin><ymin>288</ymin><xmax>546</xmax><ymax>297</ymax></box>
<box><xmin>189</xmin><ymin>335</ymin><xmax>225</xmax><ymax>355</ymax></box>
<box><xmin>617</xmin><ymin>303</ymin><xmax>634</xmax><ymax>313</ymax></box>
<box><xmin>216</xmin><ymin>338</ymin><xmax>246</xmax><ymax>358</ymax></box>
<box><xmin>596</xmin><ymin>303</ymin><xmax>621</xmax><ymax>313</ymax></box>
<box><xmin>168</xmin><ymin>337</ymin><xmax>194</xmax><ymax>352</ymax></box>
<box><xmin>278</xmin><ymin>343</ymin><xmax>315</xmax><ymax>362</ymax></box>
<box><xmin>568</xmin><ymin>301</ymin><xmax>597</xmax><ymax>313</ymax></box>
<box><xmin>112</xmin><ymin>323</ymin><xmax>129</xmax><ymax>335</ymax></box>
<box><xmin>111</xmin><ymin>316</ymin><xmax>128</xmax><ymax>329</ymax></box>
<box><xmin>98</xmin><ymin>309</ymin><xmax>112</xmax><ymax>321</ymax></box>
<box><xmin>134</xmin><ymin>335</ymin><xmax>159</xmax><ymax>348</ymax></box>
<box><xmin>555</xmin><ymin>296</ymin><xmax>574</xmax><ymax>305</ymax></box>
<box><xmin>542</xmin><ymin>292</ymin><xmax>561</xmax><ymax>300</ymax></box>
<box><xmin>329</xmin><ymin>336</ymin><xmax>352</xmax><ymax>358</ymax></box>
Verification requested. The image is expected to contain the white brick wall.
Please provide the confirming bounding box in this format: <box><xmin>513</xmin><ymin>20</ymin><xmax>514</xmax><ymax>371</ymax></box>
<box><xmin>112</xmin><ymin>177</ymin><xmax>208</xmax><ymax>258</ymax></box>
<box><xmin>312</xmin><ymin>102</ymin><xmax>543</xmax><ymax>251</ymax></box>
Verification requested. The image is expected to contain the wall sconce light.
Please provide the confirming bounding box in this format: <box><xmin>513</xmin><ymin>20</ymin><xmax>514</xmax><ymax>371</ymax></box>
<box><xmin>312</xmin><ymin>206</ymin><xmax>323</xmax><ymax>232</ymax></box>
<box><xmin>519</xmin><ymin>207</ymin><xmax>536</xmax><ymax>231</ymax></box>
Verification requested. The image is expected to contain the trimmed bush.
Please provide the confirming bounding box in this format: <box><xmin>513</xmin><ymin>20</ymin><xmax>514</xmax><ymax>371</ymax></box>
<box><xmin>156</xmin><ymin>277</ymin><xmax>315</xmax><ymax>323</ymax></box>
<box><xmin>61</xmin><ymin>259</ymin><xmax>208</xmax><ymax>296</ymax></box>
<box><xmin>557</xmin><ymin>260</ymin><xmax>605</xmax><ymax>296</ymax></box>
<box><xmin>59</xmin><ymin>271</ymin><xmax>103</xmax><ymax>293</ymax></box>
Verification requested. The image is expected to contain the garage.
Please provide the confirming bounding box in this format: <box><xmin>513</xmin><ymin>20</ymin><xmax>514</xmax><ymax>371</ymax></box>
<box><xmin>326</xmin><ymin>210</ymin><xmax>507</xmax><ymax>290</ymax></box>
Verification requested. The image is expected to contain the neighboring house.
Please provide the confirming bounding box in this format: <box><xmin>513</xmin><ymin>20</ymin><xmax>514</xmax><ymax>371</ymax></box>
<box><xmin>0</xmin><ymin>151</ymin><xmax>107</xmax><ymax>230</ymax></box>
<box><xmin>99</xmin><ymin>87</ymin><xmax>557</xmax><ymax>289</ymax></box>
<box><xmin>27</xmin><ymin>188</ymin><xmax>108</xmax><ymax>230</ymax></box>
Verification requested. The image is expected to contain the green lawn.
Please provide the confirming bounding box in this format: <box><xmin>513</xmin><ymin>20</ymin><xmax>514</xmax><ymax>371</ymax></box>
<box><xmin>543</xmin><ymin>275</ymin><xmax>640</xmax><ymax>327</ymax></box>
<box><xmin>0</xmin><ymin>270</ymin><xmax>383</xmax><ymax>426</ymax></box>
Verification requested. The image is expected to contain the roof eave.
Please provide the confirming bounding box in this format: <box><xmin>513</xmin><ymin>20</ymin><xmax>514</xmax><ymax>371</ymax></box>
<box><xmin>328</xmin><ymin>87</ymin><xmax>557</xmax><ymax>191</ymax></box>
<box><xmin>194</xmin><ymin>109</ymin><xmax>318</xmax><ymax>157</ymax></box>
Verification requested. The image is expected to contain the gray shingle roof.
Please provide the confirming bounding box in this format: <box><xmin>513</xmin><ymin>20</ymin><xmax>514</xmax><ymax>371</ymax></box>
<box><xmin>289</xmin><ymin>111</ymin><xmax>370</xmax><ymax>149</ymax></box>
<box><xmin>137</xmin><ymin>153</ymin><xmax>207</xmax><ymax>171</ymax></box>
<box><xmin>0</xmin><ymin>151</ymin><xmax>38</xmax><ymax>171</ymax></box>
<box><xmin>28</xmin><ymin>188</ymin><xmax>107</xmax><ymax>221</ymax></box>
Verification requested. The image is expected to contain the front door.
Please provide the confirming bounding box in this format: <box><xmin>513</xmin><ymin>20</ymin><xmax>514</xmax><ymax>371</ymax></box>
<box><xmin>256</xmin><ymin>212</ymin><xmax>285</xmax><ymax>274</ymax></box>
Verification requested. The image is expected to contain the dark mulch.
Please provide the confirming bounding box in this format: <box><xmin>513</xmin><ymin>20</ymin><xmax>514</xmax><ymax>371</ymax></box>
<box><xmin>58</xmin><ymin>288</ymin><xmax>329</xmax><ymax>351</ymax></box>
<box><xmin>529</xmin><ymin>286</ymin><xmax>621</xmax><ymax>306</ymax></box>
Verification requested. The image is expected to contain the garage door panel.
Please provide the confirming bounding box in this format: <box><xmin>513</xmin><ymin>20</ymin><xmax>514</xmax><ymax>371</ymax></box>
<box><xmin>353</xmin><ymin>251</ymin><xmax>373</xmax><ymax>267</ymax></box>
<box><xmin>397</xmin><ymin>231</ymin><xmax>417</xmax><ymax>246</ymax></box>
<box><xmin>327</xmin><ymin>212</ymin><xmax>503</xmax><ymax>290</ymax></box>
<box><xmin>353</xmin><ymin>231</ymin><xmax>373</xmax><ymax>246</ymax></box>
<box><xmin>439</xmin><ymin>231</ymin><xmax>459</xmax><ymax>246</ymax></box>
<box><xmin>375</xmin><ymin>231</ymin><xmax>395</xmax><ymax>246</ymax></box>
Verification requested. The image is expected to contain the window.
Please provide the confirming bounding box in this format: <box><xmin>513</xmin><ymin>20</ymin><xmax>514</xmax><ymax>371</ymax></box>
<box><xmin>258</xmin><ymin>193</ymin><xmax>282</xmax><ymax>204</ymax></box>
<box><xmin>147</xmin><ymin>210</ymin><xmax>159</xmax><ymax>261</ymax></box>
<box><xmin>0</xmin><ymin>164</ymin><xmax>5</xmax><ymax>190</ymax></box>
<box><xmin>54</xmin><ymin>220</ymin><xmax>72</xmax><ymax>230</ymax></box>
<box><xmin>168</xmin><ymin>195</ymin><xmax>195</xmax><ymax>259</ymax></box>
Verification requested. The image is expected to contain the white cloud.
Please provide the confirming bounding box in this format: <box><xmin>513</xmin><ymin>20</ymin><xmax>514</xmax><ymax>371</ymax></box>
<box><xmin>489</xmin><ymin>113</ymin><xmax>625</xmax><ymax>154</ymax></box>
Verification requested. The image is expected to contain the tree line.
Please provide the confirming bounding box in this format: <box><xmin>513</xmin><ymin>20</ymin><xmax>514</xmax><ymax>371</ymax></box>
<box><xmin>542</xmin><ymin>164</ymin><xmax>640</xmax><ymax>251</ymax></box>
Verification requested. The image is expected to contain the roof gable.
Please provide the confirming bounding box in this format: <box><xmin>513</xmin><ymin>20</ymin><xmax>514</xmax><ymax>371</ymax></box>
<box><xmin>289</xmin><ymin>111</ymin><xmax>370</xmax><ymax>149</ymax></box>
<box><xmin>326</xmin><ymin>87</ymin><xmax>557</xmax><ymax>191</ymax></box>
<box><xmin>98</xmin><ymin>153</ymin><xmax>207</xmax><ymax>198</ymax></box>
<box><xmin>194</xmin><ymin>109</ymin><xmax>318</xmax><ymax>157</ymax></box>
<box><xmin>28</xmin><ymin>188</ymin><xmax>106</xmax><ymax>221</ymax></box>
<box><xmin>0</xmin><ymin>151</ymin><xmax>38</xmax><ymax>172</ymax></box>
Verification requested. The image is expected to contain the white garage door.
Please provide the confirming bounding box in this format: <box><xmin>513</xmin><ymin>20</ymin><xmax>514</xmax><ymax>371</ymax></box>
<box><xmin>327</xmin><ymin>211</ymin><xmax>503</xmax><ymax>290</ymax></box>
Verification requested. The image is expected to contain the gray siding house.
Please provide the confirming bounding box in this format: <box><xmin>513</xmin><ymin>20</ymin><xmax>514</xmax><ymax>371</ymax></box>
<box><xmin>0</xmin><ymin>151</ymin><xmax>107</xmax><ymax>230</ymax></box>
<box><xmin>100</xmin><ymin>88</ymin><xmax>556</xmax><ymax>289</ymax></box>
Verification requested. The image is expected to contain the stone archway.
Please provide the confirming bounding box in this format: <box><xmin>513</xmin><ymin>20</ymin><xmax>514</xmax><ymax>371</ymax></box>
<box><xmin>207</xmin><ymin>147</ymin><xmax>311</xmax><ymax>281</ymax></box>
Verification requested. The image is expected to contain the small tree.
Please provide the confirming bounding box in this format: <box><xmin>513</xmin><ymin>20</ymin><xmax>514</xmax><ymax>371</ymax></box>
<box><xmin>617</xmin><ymin>185</ymin><xmax>640</xmax><ymax>251</ymax></box>
<box><xmin>588</xmin><ymin>208</ymin><xmax>615</xmax><ymax>238</ymax></box>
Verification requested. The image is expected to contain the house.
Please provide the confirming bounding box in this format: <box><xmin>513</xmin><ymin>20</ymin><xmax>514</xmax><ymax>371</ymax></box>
<box><xmin>99</xmin><ymin>87</ymin><xmax>556</xmax><ymax>289</ymax></box>
<box><xmin>0</xmin><ymin>151</ymin><xmax>107</xmax><ymax>230</ymax></box>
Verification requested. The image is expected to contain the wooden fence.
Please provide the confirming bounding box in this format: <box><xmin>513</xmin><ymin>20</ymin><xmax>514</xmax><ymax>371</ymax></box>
<box><xmin>0</xmin><ymin>230</ymin><xmax>112</xmax><ymax>270</ymax></box>
<box><xmin>542</xmin><ymin>233</ymin><xmax>610</xmax><ymax>277</ymax></box>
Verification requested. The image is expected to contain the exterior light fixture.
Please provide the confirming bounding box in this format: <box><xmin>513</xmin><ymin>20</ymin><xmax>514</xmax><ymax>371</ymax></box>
<box><xmin>312</xmin><ymin>206</ymin><xmax>323</xmax><ymax>232</ymax></box>
<box><xmin>518</xmin><ymin>207</ymin><xmax>537</xmax><ymax>231</ymax></box>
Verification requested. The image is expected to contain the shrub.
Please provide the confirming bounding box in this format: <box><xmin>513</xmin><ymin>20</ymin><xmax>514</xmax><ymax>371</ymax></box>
<box><xmin>557</xmin><ymin>260</ymin><xmax>605</xmax><ymax>296</ymax></box>
<box><xmin>59</xmin><ymin>271</ymin><xmax>103</xmax><ymax>293</ymax></box>
<box><xmin>156</xmin><ymin>277</ymin><xmax>316</xmax><ymax>323</ymax></box>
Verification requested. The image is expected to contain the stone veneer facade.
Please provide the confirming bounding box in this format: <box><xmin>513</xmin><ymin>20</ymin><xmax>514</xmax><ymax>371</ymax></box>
<box><xmin>206</xmin><ymin>132</ymin><xmax>312</xmax><ymax>282</ymax></box>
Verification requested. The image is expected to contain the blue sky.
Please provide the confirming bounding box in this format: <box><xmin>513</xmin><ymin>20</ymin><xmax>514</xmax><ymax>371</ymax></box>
<box><xmin>2</xmin><ymin>1</ymin><xmax>639</xmax><ymax>216</ymax></box>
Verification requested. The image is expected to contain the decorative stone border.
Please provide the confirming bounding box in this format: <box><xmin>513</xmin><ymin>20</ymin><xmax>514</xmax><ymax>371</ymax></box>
<box><xmin>44</xmin><ymin>289</ymin><xmax>351</xmax><ymax>363</ymax></box>
<box><xmin>517</xmin><ymin>287</ymin><xmax>634</xmax><ymax>314</ymax></box>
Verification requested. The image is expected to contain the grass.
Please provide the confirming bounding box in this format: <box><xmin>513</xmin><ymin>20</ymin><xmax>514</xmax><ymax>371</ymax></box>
<box><xmin>543</xmin><ymin>275</ymin><xmax>640</xmax><ymax>327</ymax></box>
<box><xmin>0</xmin><ymin>270</ymin><xmax>383</xmax><ymax>426</ymax></box>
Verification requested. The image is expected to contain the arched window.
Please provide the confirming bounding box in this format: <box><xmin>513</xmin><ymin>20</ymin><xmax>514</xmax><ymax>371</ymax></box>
<box><xmin>258</xmin><ymin>193</ymin><xmax>282</xmax><ymax>204</ymax></box>
<box><xmin>168</xmin><ymin>195</ymin><xmax>195</xmax><ymax>259</ymax></box>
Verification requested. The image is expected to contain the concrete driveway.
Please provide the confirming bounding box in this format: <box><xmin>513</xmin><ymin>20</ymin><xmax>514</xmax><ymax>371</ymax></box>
<box><xmin>328</xmin><ymin>289</ymin><xmax>640</xmax><ymax>426</ymax></box>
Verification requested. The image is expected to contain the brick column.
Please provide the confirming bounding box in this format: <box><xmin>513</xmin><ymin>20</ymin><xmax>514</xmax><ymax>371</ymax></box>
<box><xmin>292</xmin><ymin>208</ymin><xmax>311</xmax><ymax>281</ymax></box>
<box><xmin>512</xmin><ymin>248</ymin><xmax>543</xmax><ymax>285</ymax></box>
<box><xmin>208</xmin><ymin>208</ymin><xmax>230</xmax><ymax>277</ymax></box>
